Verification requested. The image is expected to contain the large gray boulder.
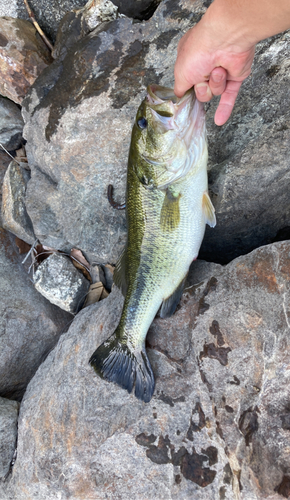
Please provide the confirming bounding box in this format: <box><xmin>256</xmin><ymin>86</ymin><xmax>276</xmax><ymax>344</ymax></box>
<box><xmin>2</xmin><ymin>241</ymin><xmax>290</xmax><ymax>499</ymax></box>
<box><xmin>0</xmin><ymin>97</ymin><xmax>24</xmax><ymax>151</ymax></box>
<box><xmin>21</xmin><ymin>0</ymin><xmax>290</xmax><ymax>266</ymax></box>
<box><xmin>0</xmin><ymin>18</ymin><xmax>52</xmax><ymax>104</ymax></box>
<box><xmin>0</xmin><ymin>228</ymin><xmax>72</xmax><ymax>400</ymax></box>
<box><xmin>0</xmin><ymin>398</ymin><xmax>19</xmax><ymax>480</ymax></box>
<box><xmin>0</xmin><ymin>0</ymin><xmax>88</xmax><ymax>44</ymax></box>
<box><xmin>1</xmin><ymin>161</ymin><xmax>36</xmax><ymax>245</ymax></box>
<box><xmin>0</xmin><ymin>0</ymin><xmax>162</xmax><ymax>44</ymax></box>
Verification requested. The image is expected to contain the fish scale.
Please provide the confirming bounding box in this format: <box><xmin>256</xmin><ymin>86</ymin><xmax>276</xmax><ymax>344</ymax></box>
<box><xmin>90</xmin><ymin>85</ymin><xmax>216</xmax><ymax>402</ymax></box>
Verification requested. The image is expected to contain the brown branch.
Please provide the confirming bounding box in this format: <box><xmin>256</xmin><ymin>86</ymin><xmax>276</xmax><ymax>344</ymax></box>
<box><xmin>23</xmin><ymin>0</ymin><xmax>54</xmax><ymax>53</ymax></box>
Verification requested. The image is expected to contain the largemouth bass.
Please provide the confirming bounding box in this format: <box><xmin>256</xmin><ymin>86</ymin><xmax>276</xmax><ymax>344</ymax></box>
<box><xmin>90</xmin><ymin>84</ymin><xmax>216</xmax><ymax>402</ymax></box>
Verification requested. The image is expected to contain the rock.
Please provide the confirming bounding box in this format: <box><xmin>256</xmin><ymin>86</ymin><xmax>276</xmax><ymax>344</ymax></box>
<box><xmin>0</xmin><ymin>398</ymin><xmax>19</xmax><ymax>480</ymax></box>
<box><xmin>200</xmin><ymin>31</ymin><xmax>290</xmax><ymax>263</ymax></box>
<box><xmin>22</xmin><ymin>0</ymin><xmax>208</xmax><ymax>263</ymax></box>
<box><xmin>0</xmin><ymin>97</ymin><xmax>24</xmax><ymax>151</ymax></box>
<box><xmin>52</xmin><ymin>0</ymin><xmax>119</xmax><ymax>60</ymax></box>
<box><xmin>34</xmin><ymin>252</ymin><xmax>90</xmax><ymax>313</ymax></box>
<box><xmin>1</xmin><ymin>160</ymin><xmax>36</xmax><ymax>245</ymax></box>
<box><xmin>0</xmin><ymin>0</ymin><xmax>89</xmax><ymax>44</ymax></box>
<box><xmin>111</xmin><ymin>0</ymin><xmax>161</xmax><ymax>20</ymax></box>
<box><xmin>0</xmin><ymin>17</ymin><xmax>52</xmax><ymax>104</ymax></box>
<box><xmin>0</xmin><ymin>228</ymin><xmax>72</xmax><ymax>400</ymax></box>
<box><xmin>102</xmin><ymin>263</ymin><xmax>114</xmax><ymax>291</ymax></box>
<box><xmin>187</xmin><ymin>259</ymin><xmax>223</xmax><ymax>286</ymax></box>
<box><xmin>3</xmin><ymin>241</ymin><xmax>290</xmax><ymax>499</ymax></box>
<box><xmin>0</xmin><ymin>1</ymin><xmax>21</xmax><ymax>19</ymax></box>
<box><xmin>21</xmin><ymin>0</ymin><xmax>290</xmax><ymax>266</ymax></box>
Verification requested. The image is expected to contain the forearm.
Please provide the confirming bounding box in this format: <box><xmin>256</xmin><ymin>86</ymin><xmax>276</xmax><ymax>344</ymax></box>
<box><xmin>205</xmin><ymin>0</ymin><xmax>290</xmax><ymax>50</ymax></box>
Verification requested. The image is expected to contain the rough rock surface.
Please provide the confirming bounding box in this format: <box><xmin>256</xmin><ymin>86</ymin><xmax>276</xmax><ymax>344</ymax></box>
<box><xmin>0</xmin><ymin>97</ymin><xmax>24</xmax><ymax>151</ymax></box>
<box><xmin>1</xmin><ymin>160</ymin><xmax>36</xmax><ymax>245</ymax></box>
<box><xmin>202</xmin><ymin>31</ymin><xmax>290</xmax><ymax>263</ymax></box>
<box><xmin>52</xmin><ymin>0</ymin><xmax>119</xmax><ymax>61</ymax></box>
<box><xmin>34</xmin><ymin>252</ymin><xmax>90</xmax><ymax>313</ymax></box>
<box><xmin>0</xmin><ymin>17</ymin><xmax>52</xmax><ymax>104</ymax></box>
<box><xmin>0</xmin><ymin>241</ymin><xmax>289</xmax><ymax>499</ymax></box>
<box><xmin>0</xmin><ymin>228</ymin><xmax>72</xmax><ymax>400</ymax></box>
<box><xmin>0</xmin><ymin>0</ymin><xmax>88</xmax><ymax>44</ymax></box>
<box><xmin>0</xmin><ymin>398</ymin><xmax>19</xmax><ymax>480</ymax></box>
<box><xmin>21</xmin><ymin>0</ymin><xmax>290</xmax><ymax>265</ymax></box>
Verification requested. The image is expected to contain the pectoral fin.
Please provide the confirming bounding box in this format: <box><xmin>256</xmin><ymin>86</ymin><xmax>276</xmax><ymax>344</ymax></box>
<box><xmin>113</xmin><ymin>247</ymin><xmax>127</xmax><ymax>296</ymax></box>
<box><xmin>160</xmin><ymin>275</ymin><xmax>187</xmax><ymax>318</ymax></box>
<box><xmin>160</xmin><ymin>188</ymin><xmax>181</xmax><ymax>232</ymax></box>
<box><xmin>202</xmin><ymin>192</ymin><xmax>216</xmax><ymax>228</ymax></box>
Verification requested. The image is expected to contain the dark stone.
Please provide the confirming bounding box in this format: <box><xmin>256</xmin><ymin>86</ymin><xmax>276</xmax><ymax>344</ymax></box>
<box><xmin>111</xmin><ymin>0</ymin><xmax>161</xmax><ymax>20</ymax></box>
<box><xmin>180</xmin><ymin>447</ymin><xmax>217</xmax><ymax>487</ymax></box>
<box><xmin>154</xmin><ymin>29</ymin><xmax>180</xmax><ymax>50</ymax></box>
<box><xmin>274</xmin><ymin>476</ymin><xmax>290</xmax><ymax>498</ymax></box>
<box><xmin>201</xmin><ymin>446</ymin><xmax>218</xmax><ymax>466</ymax></box>
<box><xmin>111</xmin><ymin>39</ymin><xmax>160</xmax><ymax>109</ymax></box>
<box><xmin>135</xmin><ymin>433</ymin><xmax>157</xmax><ymax>446</ymax></box>
<box><xmin>198</xmin><ymin>297</ymin><xmax>210</xmax><ymax>315</ymax></box>
<box><xmin>44</xmin><ymin>34</ymin><xmax>122</xmax><ymax>141</ymax></box>
<box><xmin>1</xmin><ymin>161</ymin><xmax>36</xmax><ymax>245</ymax></box>
<box><xmin>219</xmin><ymin>486</ymin><xmax>226</xmax><ymax>499</ymax></box>
<box><xmin>265</xmin><ymin>65</ymin><xmax>280</xmax><ymax>78</ymax></box>
<box><xmin>157</xmin><ymin>393</ymin><xmax>175</xmax><ymax>407</ymax></box>
<box><xmin>281</xmin><ymin>414</ymin><xmax>290</xmax><ymax>431</ymax></box>
<box><xmin>171</xmin><ymin>446</ymin><xmax>187</xmax><ymax>467</ymax></box>
<box><xmin>0</xmin><ymin>33</ymin><xmax>8</xmax><ymax>47</ymax></box>
<box><xmin>200</xmin><ymin>343</ymin><xmax>231</xmax><ymax>366</ymax></box>
<box><xmin>187</xmin><ymin>402</ymin><xmax>206</xmax><ymax>439</ymax></box>
<box><xmin>229</xmin><ymin>375</ymin><xmax>240</xmax><ymax>385</ymax></box>
<box><xmin>146</xmin><ymin>435</ymin><xmax>171</xmax><ymax>464</ymax></box>
<box><xmin>238</xmin><ymin>407</ymin><xmax>259</xmax><ymax>446</ymax></box>
<box><xmin>209</xmin><ymin>320</ymin><xmax>225</xmax><ymax>346</ymax></box>
<box><xmin>223</xmin><ymin>463</ymin><xmax>233</xmax><ymax>485</ymax></box>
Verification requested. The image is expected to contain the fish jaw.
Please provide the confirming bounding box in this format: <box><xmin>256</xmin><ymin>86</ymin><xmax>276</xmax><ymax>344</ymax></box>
<box><xmin>145</xmin><ymin>84</ymin><xmax>206</xmax><ymax>144</ymax></box>
<box><xmin>138</xmin><ymin>85</ymin><xmax>207</xmax><ymax>189</ymax></box>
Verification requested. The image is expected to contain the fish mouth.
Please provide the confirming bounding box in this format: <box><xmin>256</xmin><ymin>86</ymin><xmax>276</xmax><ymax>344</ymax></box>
<box><xmin>146</xmin><ymin>84</ymin><xmax>205</xmax><ymax>143</ymax></box>
<box><xmin>146</xmin><ymin>84</ymin><xmax>195</xmax><ymax>108</ymax></box>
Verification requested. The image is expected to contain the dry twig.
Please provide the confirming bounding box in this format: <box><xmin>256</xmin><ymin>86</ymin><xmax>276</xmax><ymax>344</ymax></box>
<box><xmin>23</xmin><ymin>0</ymin><xmax>54</xmax><ymax>52</ymax></box>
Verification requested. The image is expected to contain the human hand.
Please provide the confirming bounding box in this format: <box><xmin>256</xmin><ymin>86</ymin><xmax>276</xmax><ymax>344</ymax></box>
<box><xmin>174</xmin><ymin>14</ymin><xmax>255</xmax><ymax>125</ymax></box>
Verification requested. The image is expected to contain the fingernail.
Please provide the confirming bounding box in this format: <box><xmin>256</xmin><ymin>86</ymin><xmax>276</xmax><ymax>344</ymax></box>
<box><xmin>212</xmin><ymin>73</ymin><xmax>223</xmax><ymax>83</ymax></box>
<box><xmin>195</xmin><ymin>83</ymin><xmax>209</xmax><ymax>96</ymax></box>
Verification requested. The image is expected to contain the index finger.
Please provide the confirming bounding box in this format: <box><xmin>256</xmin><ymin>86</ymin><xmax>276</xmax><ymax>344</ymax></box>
<box><xmin>174</xmin><ymin>68</ymin><xmax>192</xmax><ymax>98</ymax></box>
<box><xmin>214</xmin><ymin>80</ymin><xmax>243</xmax><ymax>126</ymax></box>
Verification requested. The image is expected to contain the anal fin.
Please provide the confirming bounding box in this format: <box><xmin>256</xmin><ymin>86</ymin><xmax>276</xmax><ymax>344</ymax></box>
<box><xmin>202</xmin><ymin>192</ymin><xmax>216</xmax><ymax>228</ymax></box>
<box><xmin>160</xmin><ymin>275</ymin><xmax>187</xmax><ymax>319</ymax></box>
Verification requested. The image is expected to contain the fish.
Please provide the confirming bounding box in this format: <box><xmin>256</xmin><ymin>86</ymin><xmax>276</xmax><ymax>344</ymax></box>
<box><xmin>89</xmin><ymin>84</ymin><xmax>216</xmax><ymax>403</ymax></box>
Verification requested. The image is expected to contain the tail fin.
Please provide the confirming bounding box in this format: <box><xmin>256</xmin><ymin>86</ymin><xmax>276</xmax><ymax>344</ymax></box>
<box><xmin>89</xmin><ymin>334</ymin><xmax>155</xmax><ymax>403</ymax></box>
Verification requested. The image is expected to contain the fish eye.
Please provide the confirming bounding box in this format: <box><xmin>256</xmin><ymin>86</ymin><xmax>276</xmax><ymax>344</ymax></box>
<box><xmin>137</xmin><ymin>117</ymin><xmax>147</xmax><ymax>129</ymax></box>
